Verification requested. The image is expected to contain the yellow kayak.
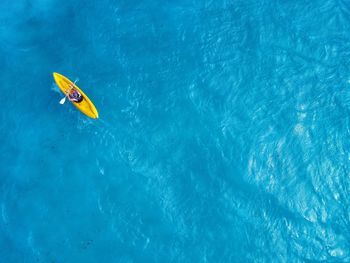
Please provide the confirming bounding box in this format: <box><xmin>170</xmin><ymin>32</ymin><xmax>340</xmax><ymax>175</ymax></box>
<box><xmin>53</xmin><ymin>72</ymin><xmax>99</xmax><ymax>119</ymax></box>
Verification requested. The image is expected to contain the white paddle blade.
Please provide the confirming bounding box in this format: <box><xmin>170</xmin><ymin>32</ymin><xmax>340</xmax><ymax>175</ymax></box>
<box><xmin>59</xmin><ymin>97</ymin><xmax>66</xmax><ymax>104</ymax></box>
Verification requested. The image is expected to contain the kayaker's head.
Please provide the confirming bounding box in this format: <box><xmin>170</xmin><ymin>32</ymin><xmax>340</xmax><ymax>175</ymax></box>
<box><xmin>71</xmin><ymin>89</ymin><xmax>78</xmax><ymax>98</ymax></box>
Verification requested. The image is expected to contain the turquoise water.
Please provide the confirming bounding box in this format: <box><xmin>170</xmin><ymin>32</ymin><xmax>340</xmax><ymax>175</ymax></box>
<box><xmin>2</xmin><ymin>0</ymin><xmax>350</xmax><ymax>262</ymax></box>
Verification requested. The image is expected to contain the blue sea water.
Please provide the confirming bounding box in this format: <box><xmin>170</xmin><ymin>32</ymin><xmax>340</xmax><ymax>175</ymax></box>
<box><xmin>2</xmin><ymin>0</ymin><xmax>350</xmax><ymax>262</ymax></box>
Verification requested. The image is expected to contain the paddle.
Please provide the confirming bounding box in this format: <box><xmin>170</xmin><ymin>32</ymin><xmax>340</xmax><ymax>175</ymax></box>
<box><xmin>59</xmin><ymin>97</ymin><xmax>66</xmax><ymax>104</ymax></box>
<box><xmin>59</xmin><ymin>78</ymin><xmax>79</xmax><ymax>104</ymax></box>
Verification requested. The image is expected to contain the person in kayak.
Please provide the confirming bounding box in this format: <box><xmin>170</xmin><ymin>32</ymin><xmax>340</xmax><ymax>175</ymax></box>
<box><xmin>67</xmin><ymin>84</ymin><xmax>83</xmax><ymax>103</ymax></box>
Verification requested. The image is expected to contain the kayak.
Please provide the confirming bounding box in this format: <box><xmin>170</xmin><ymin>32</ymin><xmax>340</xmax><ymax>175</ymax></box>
<box><xmin>53</xmin><ymin>72</ymin><xmax>99</xmax><ymax>119</ymax></box>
